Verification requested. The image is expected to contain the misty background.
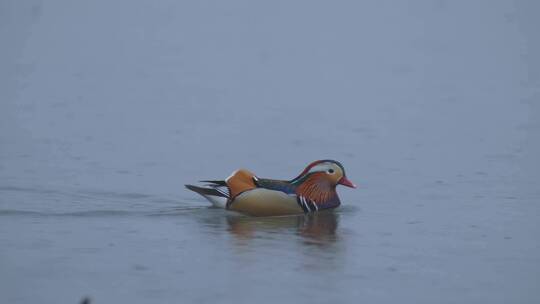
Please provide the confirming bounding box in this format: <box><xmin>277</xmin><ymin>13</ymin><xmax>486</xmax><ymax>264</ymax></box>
<box><xmin>1</xmin><ymin>1</ymin><xmax>539</xmax><ymax>303</ymax></box>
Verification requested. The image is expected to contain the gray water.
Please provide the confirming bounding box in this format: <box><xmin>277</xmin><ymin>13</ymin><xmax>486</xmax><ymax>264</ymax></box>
<box><xmin>1</xmin><ymin>1</ymin><xmax>539</xmax><ymax>303</ymax></box>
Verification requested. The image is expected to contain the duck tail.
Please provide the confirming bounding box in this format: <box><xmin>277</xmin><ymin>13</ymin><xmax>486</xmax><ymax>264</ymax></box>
<box><xmin>185</xmin><ymin>184</ymin><xmax>228</xmax><ymax>208</ymax></box>
<box><xmin>199</xmin><ymin>180</ymin><xmax>227</xmax><ymax>186</ymax></box>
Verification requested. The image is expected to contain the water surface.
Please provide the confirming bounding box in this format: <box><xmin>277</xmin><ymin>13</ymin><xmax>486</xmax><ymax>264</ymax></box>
<box><xmin>1</xmin><ymin>0</ymin><xmax>539</xmax><ymax>303</ymax></box>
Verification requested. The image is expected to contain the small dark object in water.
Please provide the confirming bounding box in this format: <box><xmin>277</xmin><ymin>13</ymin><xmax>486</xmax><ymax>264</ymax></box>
<box><xmin>80</xmin><ymin>297</ymin><xmax>91</xmax><ymax>304</ymax></box>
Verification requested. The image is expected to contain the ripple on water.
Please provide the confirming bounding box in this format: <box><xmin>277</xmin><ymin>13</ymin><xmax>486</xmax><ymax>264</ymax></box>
<box><xmin>0</xmin><ymin>184</ymin><xmax>209</xmax><ymax>217</ymax></box>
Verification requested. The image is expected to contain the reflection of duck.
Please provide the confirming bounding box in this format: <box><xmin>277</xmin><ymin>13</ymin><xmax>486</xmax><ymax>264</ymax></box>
<box><xmin>226</xmin><ymin>211</ymin><xmax>339</xmax><ymax>244</ymax></box>
<box><xmin>185</xmin><ymin>160</ymin><xmax>356</xmax><ymax>216</ymax></box>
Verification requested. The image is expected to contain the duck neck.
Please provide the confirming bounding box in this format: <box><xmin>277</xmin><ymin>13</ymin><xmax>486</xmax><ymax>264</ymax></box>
<box><xmin>294</xmin><ymin>175</ymin><xmax>340</xmax><ymax>209</ymax></box>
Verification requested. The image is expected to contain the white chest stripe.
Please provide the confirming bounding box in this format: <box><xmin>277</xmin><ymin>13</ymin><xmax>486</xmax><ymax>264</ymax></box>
<box><xmin>298</xmin><ymin>196</ymin><xmax>319</xmax><ymax>212</ymax></box>
<box><xmin>312</xmin><ymin>199</ymin><xmax>319</xmax><ymax>211</ymax></box>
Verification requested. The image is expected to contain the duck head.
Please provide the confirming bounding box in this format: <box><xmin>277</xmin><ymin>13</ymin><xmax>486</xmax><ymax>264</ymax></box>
<box><xmin>291</xmin><ymin>160</ymin><xmax>356</xmax><ymax>208</ymax></box>
<box><xmin>291</xmin><ymin>159</ymin><xmax>356</xmax><ymax>188</ymax></box>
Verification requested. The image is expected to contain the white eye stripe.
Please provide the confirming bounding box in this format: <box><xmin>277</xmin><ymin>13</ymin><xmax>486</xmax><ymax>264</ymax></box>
<box><xmin>308</xmin><ymin>163</ymin><xmax>339</xmax><ymax>174</ymax></box>
<box><xmin>308</xmin><ymin>164</ymin><xmax>332</xmax><ymax>173</ymax></box>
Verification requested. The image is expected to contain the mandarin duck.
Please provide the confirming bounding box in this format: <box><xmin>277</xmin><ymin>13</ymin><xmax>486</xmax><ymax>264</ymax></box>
<box><xmin>185</xmin><ymin>160</ymin><xmax>356</xmax><ymax>216</ymax></box>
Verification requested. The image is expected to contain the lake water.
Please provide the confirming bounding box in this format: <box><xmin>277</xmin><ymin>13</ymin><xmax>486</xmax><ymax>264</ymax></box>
<box><xmin>1</xmin><ymin>1</ymin><xmax>539</xmax><ymax>303</ymax></box>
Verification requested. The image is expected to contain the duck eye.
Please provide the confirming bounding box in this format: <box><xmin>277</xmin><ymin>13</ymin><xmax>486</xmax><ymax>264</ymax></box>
<box><xmin>327</xmin><ymin>169</ymin><xmax>335</xmax><ymax>174</ymax></box>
